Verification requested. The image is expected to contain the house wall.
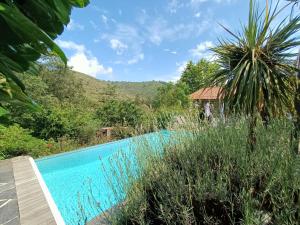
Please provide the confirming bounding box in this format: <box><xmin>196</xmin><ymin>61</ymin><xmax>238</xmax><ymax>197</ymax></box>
<box><xmin>193</xmin><ymin>99</ymin><xmax>224</xmax><ymax>118</ymax></box>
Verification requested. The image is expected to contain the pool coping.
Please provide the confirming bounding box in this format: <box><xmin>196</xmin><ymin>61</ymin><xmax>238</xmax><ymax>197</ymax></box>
<box><xmin>28</xmin><ymin>157</ymin><xmax>65</xmax><ymax>225</ymax></box>
<box><xmin>12</xmin><ymin>156</ymin><xmax>65</xmax><ymax>225</ymax></box>
<box><xmin>36</xmin><ymin>130</ymin><xmax>169</xmax><ymax>162</ymax></box>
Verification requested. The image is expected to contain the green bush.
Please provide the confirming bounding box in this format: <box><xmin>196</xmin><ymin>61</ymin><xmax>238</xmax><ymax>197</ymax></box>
<box><xmin>96</xmin><ymin>100</ymin><xmax>143</xmax><ymax>127</ymax></box>
<box><xmin>0</xmin><ymin>125</ymin><xmax>49</xmax><ymax>158</ymax></box>
<box><xmin>153</xmin><ymin>82</ymin><xmax>190</xmax><ymax>109</ymax></box>
<box><xmin>110</xmin><ymin>119</ymin><xmax>300</xmax><ymax>225</ymax></box>
<box><xmin>12</xmin><ymin>103</ymin><xmax>99</xmax><ymax>144</ymax></box>
<box><xmin>155</xmin><ymin>110</ymin><xmax>174</xmax><ymax>129</ymax></box>
<box><xmin>112</xmin><ymin>126</ymin><xmax>138</xmax><ymax>139</ymax></box>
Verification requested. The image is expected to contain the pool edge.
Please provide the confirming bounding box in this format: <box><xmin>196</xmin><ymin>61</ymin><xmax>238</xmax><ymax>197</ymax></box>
<box><xmin>29</xmin><ymin>157</ymin><xmax>66</xmax><ymax>225</ymax></box>
<box><xmin>36</xmin><ymin>130</ymin><xmax>170</xmax><ymax>162</ymax></box>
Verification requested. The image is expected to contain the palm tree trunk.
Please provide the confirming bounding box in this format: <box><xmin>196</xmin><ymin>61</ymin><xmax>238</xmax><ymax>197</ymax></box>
<box><xmin>260</xmin><ymin>107</ymin><xmax>270</xmax><ymax>128</ymax></box>
<box><xmin>248</xmin><ymin>115</ymin><xmax>257</xmax><ymax>152</ymax></box>
<box><xmin>292</xmin><ymin>49</ymin><xmax>300</xmax><ymax>154</ymax></box>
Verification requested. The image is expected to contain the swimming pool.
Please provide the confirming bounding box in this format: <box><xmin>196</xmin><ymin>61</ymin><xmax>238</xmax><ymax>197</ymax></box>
<box><xmin>36</xmin><ymin>130</ymin><xmax>172</xmax><ymax>224</ymax></box>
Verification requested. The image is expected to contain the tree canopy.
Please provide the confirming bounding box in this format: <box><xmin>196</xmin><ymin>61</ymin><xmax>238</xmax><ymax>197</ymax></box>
<box><xmin>153</xmin><ymin>82</ymin><xmax>190</xmax><ymax>109</ymax></box>
<box><xmin>95</xmin><ymin>99</ymin><xmax>143</xmax><ymax>127</ymax></box>
<box><xmin>0</xmin><ymin>0</ymin><xmax>89</xmax><ymax>107</ymax></box>
<box><xmin>180</xmin><ymin>59</ymin><xmax>219</xmax><ymax>94</ymax></box>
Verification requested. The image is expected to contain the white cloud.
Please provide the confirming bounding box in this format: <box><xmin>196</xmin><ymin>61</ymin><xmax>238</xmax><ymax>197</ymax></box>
<box><xmin>167</xmin><ymin>0</ymin><xmax>185</xmax><ymax>13</ymax></box>
<box><xmin>102</xmin><ymin>24</ymin><xmax>145</xmax><ymax>65</ymax></box>
<box><xmin>169</xmin><ymin>61</ymin><xmax>190</xmax><ymax>82</ymax></box>
<box><xmin>164</xmin><ymin>49</ymin><xmax>177</xmax><ymax>55</ymax></box>
<box><xmin>189</xmin><ymin>41</ymin><xmax>216</xmax><ymax>60</ymax></box>
<box><xmin>191</xmin><ymin>0</ymin><xmax>234</xmax><ymax>5</ymax></box>
<box><xmin>147</xmin><ymin>17</ymin><xmax>210</xmax><ymax>45</ymax></box>
<box><xmin>167</xmin><ymin>0</ymin><xmax>234</xmax><ymax>13</ymax></box>
<box><xmin>56</xmin><ymin>40</ymin><xmax>112</xmax><ymax>78</ymax></box>
<box><xmin>194</xmin><ymin>12</ymin><xmax>201</xmax><ymax>18</ymax></box>
<box><xmin>68</xmin><ymin>52</ymin><xmax>112</xmax><ymax>77</ymax></box>
<box><xmin>176</xmin><ymin>61</ymin><xmax>187</xmax><ymax>75</ymax></box>
<box><xmin>57</xmin><ymin>40</ymin><xmax>85</xmax><ymax>52</ymax></box>
<box><xmin>89</xmin><ymin>20</ymin><xmax>99</xmax><ymax>30</ymax></box>
<box><xmin>155</xmin><ymin>61</ymin><xmax>187</xmax><ymax>82</ymax></box>
<box><xmin>191</xmin><ymin>0</ymin><xmax>207</xmax><ymax>4</ymax></box>
<box><xmin>101</xmin><ymin>15</ymin><xmax>108</xmax><ymax>25</ymax></box>
<box><xmin>66</xmin><ymin>19</ymin><xmax>84</xmax><ymax>31</ymax></box>
<box><xmin>137</xmin><ymin>9</ymin><xmax>148</xmax><ymax>25</ymax></box>
<box><xmin>110</xmin><ymin>39</ymin><xmax>128</xmax><ymax>55</ymax></box>
<box><xmin>128</xmin><ymin>53</ymin><xmax>144</xmax><ymax>65</ymax></box>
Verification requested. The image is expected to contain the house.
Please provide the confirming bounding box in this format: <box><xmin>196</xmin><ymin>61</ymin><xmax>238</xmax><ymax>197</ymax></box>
<box><xmin>190</xmin><ymin>86</ymin><xmax>223</xmax><ymax>101</ymax></box>
<box><xmin>190</xmin><ymin>86</ymin><xmax>224</xmax><ymax>118</ymax></box>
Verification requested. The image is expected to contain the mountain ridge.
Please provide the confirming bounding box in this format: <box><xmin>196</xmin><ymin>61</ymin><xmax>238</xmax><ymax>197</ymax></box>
<box><xmin>71</xmin><ymin>70</ymin><xmax>167</xmax><ymax>102</ymax></box>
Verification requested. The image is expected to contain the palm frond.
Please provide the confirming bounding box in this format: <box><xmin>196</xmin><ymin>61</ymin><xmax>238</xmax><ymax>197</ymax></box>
<box><xmin>208</xmin><ymin>0</ymin><xmax>300</xmax><ymax>116</ymax></box>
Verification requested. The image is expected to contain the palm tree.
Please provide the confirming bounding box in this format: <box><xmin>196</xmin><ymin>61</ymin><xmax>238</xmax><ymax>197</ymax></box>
<box><xmin>286</xmin><ymin>0</ymin><xmax>300</xmax><ymax>154</ymax></box>
<box><xmin>294</xmin><ymin>50</ymin><xmax>300</xmax><ymax>154</ymax></box>
<box><xmin>287</xmin><ymin>0</ymin><xmax>300</xmax><ymax>15</ymax></box>
<box><xmin>209</xmin><ymin>0</ymin><xmax>300</xmax><ymax>151</ymax></box>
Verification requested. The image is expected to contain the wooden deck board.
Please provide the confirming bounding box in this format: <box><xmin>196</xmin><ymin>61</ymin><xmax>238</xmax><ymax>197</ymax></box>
<box><xmin>12</xmin><ymin>156</ymin><xmax>58</xmax><ymax>225</ymax></box>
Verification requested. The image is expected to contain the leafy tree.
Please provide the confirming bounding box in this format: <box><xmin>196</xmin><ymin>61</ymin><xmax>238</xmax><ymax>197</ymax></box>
<box><xmin>0</xmin><ymin>106</ymin><xmax>10</xmax><ymax>125</ymax></box>
<box><xmin>153</xmin><ymin>82</ymin><xmax>190</xmax><ymax>109</ymax></box>
<box><xmin>0</xmin><ymin>0</ymin><xmax>89</xmax><ymax>107</ymax></box>
<box><xmin>12</xmin><ymin>102</ymin><xmax>98</xmax><ymax>143</ymax></box>
<box><xmin>96</xmin><ymin>100</ymin><xmax>143</xmax><ymax>127</ymax></box>
<box><xmin>22</xmin><ymin>73</ymin><xmax>55</xmax><ymax>104</ymax></box>
<box><xmin>208</xmin><ymin>0</ymin><xmax>300</xmax><ymax>150</ymax></box>
<box><xmin>180</xmin><ymin>59</ymin><xmax>219</xmax><ymax>94</ymax></box>
<box><xmin>40</xmin><ymin>58</ymin><xmax>85</xmax><ymax>103</ymax></box>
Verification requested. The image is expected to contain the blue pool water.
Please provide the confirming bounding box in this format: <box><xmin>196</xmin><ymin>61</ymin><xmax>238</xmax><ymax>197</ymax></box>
<box><xmin>36</xmin><ymin>130</ymin><xmax>172</xmax><ymax>224</ymax></box>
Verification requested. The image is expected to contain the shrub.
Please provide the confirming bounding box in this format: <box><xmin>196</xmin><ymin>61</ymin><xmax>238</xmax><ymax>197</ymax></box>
<box><xmin>96</xmin><ymin>100</ymin><xmax>143</xmax><ymax>127</ymax></box>
<box><xmin>13</xmin><ymin>103</ymin><xmax>99</xmax><ymax>144</ymax></box>
<box><xmin>155</xmin><ymin>110</ymin><xmax>174</xmax><ymax>129</ymax></box>
<box><xmin>113</xmin><ymin>126</ymin><xmax>137</xmax><ymax>139</ymax></box>
<box><xmin>110</xmin><ymin>119</ymin><xmax>300</xmax><ymax>225</ymax></box>
<box><xmin>153</xmin><ymin>82</ymin><xmax>190</xmax><ymax>109</ymax></box>
<box><xmin>0</xmin><ymin>124</ymin><xmax>49</xmax><ymax>158</ymax></box>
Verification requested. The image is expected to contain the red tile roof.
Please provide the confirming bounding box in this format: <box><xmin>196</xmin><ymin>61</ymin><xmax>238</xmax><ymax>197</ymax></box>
<box><xmin>190</xmin><ymin>86</ymin><xmax>223</xmax><ymax>100</ymax></box>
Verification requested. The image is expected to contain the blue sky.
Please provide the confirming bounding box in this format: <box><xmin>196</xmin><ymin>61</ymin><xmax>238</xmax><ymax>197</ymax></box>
<box><xmin>56</xmin><ymin>0</ymin><xmax>295</xmax><ymax>82</ymax></box>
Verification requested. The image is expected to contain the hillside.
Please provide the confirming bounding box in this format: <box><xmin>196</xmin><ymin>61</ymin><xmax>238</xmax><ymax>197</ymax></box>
<box><xmin>72</xmin><ymin>71</ymin><xmax>167</xmax><ymax>102</ymax></box>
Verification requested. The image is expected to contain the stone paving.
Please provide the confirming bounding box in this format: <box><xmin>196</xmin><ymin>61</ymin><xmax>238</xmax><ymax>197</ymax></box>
<box><xmin>0</xmin><ymin>159</ymin><xmax>20</xmax><ymax>225</ymax></box>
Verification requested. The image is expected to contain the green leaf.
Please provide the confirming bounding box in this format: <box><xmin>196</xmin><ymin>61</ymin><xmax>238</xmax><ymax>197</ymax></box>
<box><xmin>0</xmin><ymin>3</ymin><xmax>67</xmax><ymax>63</ymax></box>
<box><xmin>0</xmin><ymin>0</ymin><xmax>88</xmax><ymax>110</ymax></box>
<box><xmin>70</xmin><ymin>0</ymin><xmax>90</xmax><ymax>8</ymax></box>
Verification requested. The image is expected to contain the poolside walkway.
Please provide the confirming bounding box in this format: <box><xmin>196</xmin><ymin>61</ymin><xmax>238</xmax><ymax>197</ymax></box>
<box><xmin>0</xmin><ymin>159</ymin><xmax>19</xmax><ymax>225</ymax></box>
<box><xmin>0</xmin><ymin>156</ymin><xmax>61</xmax><ymax>225</ymax></box>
